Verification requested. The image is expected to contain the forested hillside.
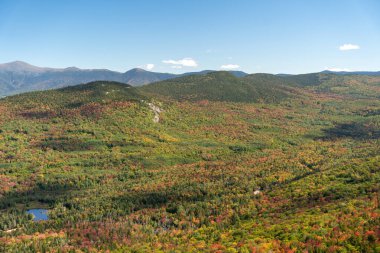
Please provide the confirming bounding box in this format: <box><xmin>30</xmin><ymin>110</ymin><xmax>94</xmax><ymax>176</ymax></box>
<box><xmin>0</xmin><ymin>75</ymin><xmax>379</xmax><ymax>252</ymax></box>
<box><xmin>140</xmin><ymin>72</ymin><xmax>295</xmax><ymax>103</ymax></box>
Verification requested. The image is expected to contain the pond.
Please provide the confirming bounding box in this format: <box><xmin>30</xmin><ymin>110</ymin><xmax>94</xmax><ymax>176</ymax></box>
<box><xmin>27</xmin><ymin>209</ymin><xmax>49</xmax><ymax>221</ymax></box>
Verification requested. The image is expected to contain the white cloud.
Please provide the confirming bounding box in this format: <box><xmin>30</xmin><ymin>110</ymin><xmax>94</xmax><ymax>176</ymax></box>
<box><xmin>162</xmin><ymin>58</ymin><xmax>198</xmax><ymax>67</ymax></box>
<box><xmin>325</xmin><ymin>67</ymin><xmax>351</xmax><ymax>72</ymax></box>
<box><xmin>220</xmin><ymin>64</ymin><xmax>240</xmax><ymax>70</ymax></box>
<box><xmin>171</xmin><ymin>66</ymin><xmax>183</xmax><ymax>69</ymax></box>
<box><xmin>339</xmin><ymin>44</ymin><xmax>360</xmax><ymax>51</ymax></box>
<box><xmin>145</xmin><ymin>64</ymin><xmax>154</xmax><ymax>70</ymax></box>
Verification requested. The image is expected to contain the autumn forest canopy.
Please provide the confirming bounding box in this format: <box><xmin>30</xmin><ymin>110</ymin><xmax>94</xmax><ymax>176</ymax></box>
<box><xmin>0</xmin><ymin>71</ymin><xmax>379</xmax><ymax>252</ymax></box>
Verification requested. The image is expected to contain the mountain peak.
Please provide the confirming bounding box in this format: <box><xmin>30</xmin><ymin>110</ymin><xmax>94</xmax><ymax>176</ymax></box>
<box><xmin>64</xmin><ymin>67</ymin><xmax>81</xmax><ymax>71</ymax></box>
<box><xmin>1</xmin><ymin>60</ymin><xmax>33</xmax><ymax>67</ymax></box>
<box><xmin>126</xmin><ymin>68</ymin><xmax>149</xmax><ymax>73</ymax></box>
<box><xmin>0</xmin><ymin>61</ymin><xmax>49</xmax><ymax>73</ymax></box>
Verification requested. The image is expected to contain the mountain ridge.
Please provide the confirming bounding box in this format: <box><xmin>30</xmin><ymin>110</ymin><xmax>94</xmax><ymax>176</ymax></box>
<box><xmin>0</xmin><ymin>61</ymin><xmax>248</xmax><ymax>96</ymax></box>
<box><xmin>1</xmin><ymin>61</ymin><xmax>379</xmax><ymax>98</ymax></box>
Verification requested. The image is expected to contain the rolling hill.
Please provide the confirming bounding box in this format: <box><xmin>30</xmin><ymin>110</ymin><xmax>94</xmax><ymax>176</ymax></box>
<box><xmin>3</xmin><ymin>81</ymin><xmax>145</xmax><ymax>110</ymax></box>
<box><xmin>281</xmin><ymin>73</ymin><xmax>380</xmax><ymax>98</ymax></box>
<box><xmin>140</xmin><ymin>71</ymin><xmax>294</xmax><ymax>103</ymax></box>
<box><xmin>141</xmin><ymin>71</ymin><xmax>380</xmax><ymax>103</ymax></box>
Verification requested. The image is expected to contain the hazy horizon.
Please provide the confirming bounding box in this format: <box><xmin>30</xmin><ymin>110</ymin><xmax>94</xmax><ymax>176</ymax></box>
<box><xmin>1</xmin><ymin>60</ymin><xmax>379</xmax><ymax>75</ymax></box>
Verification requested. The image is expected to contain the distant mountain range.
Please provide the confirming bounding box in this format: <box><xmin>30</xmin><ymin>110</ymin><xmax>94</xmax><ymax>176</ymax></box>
<box><xmin>0</xmin><ymin>61</ymin><xmax>379</xmax><ymax>97</ymax></box>
<box><xmin>0</xmin><ymin>61</ymin><xmax>247</xmax><ymax>97</ymax></box>
<box><xmin>321</xmin><ymin>70</ymin><xmax>380</xmax><ymax>76</ymax></box>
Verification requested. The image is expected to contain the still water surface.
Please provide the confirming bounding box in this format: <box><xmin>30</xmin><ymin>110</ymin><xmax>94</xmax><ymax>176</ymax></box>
<box><xmin>27</xmin><ymin>209</ymin><xmax>49</xmax><ymax>221</ymax></box>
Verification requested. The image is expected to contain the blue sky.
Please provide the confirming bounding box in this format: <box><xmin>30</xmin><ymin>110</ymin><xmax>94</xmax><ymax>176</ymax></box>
<box><xmin>0</xmin><ymin>0</ymin><xmax>379</xmax><ymax>74</ymax></box>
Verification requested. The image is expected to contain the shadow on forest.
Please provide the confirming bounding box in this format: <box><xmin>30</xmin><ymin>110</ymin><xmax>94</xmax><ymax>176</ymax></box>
<box><xmin>113</xmin><ymin>184</ymin><xmax>209</xmax><ymax>213</ymax></box>
<box><xmin>34</xmin><ymin>138</ymin><xmax>143</xmax><ymax>152</ymax></box>
<box><xmin>19</xmin><ymin>110</ymin><xmax>57</xmax><ymax>119</ymax></box>
<box><xmin>35</xmin><ymin>137</ymin><xmax>100</xmax><ymax>152</ymax></box>
<box><xmin>320</xmin><ymin>121</ymin><xmax>380</xmax><ymax>140</ymax></box>
<box><xmin>18</xmin><ymin>102</ymin><xmax>86</xmax><ymax>119</ymax></box>
<box><xmin>0</xmin><ymin>178</ymin><xmax>209</xmax><ymax>219</ymax></box>
<box><xmin>0</xmin><ymin>180</ymin><xmax>77</xmax><ymax>210</ymax></box>
<box><xmin>114</xmin><ymin>191</ymin><xmax>171</xmax><ymax>211</ymax></box>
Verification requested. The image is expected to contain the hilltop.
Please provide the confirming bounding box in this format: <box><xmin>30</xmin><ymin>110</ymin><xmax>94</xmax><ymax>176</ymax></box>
<box><xmin>281</xmin><ymin>73</ymin><xmax>380</xmax><ymax>98</ymax></box>
<box><xmin>4</xmin><ymin>81</ymin><xmax>144</xmax><ymax>106</ymax></box>
<box><xmin>140</xmin><ymin>71</ymin><xmax>294</xmax><ymax>103</ymax></box>
<box><xmin>141</xmin><ymin>71</ymin><xmax>380</xmax><ymax>102</ymax></box>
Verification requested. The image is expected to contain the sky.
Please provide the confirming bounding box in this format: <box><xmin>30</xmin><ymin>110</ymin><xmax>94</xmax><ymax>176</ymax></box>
<box><xmin>0</xmin><ymin>0</ymin><xmax>379</xmax><ymax>74</ymax></box>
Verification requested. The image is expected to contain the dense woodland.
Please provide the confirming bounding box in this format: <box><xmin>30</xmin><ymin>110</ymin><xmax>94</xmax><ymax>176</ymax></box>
<box><xmin>0</xmin><ymin>72</ymin><xmax>379</xmax><ymax>252</ymax></box>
